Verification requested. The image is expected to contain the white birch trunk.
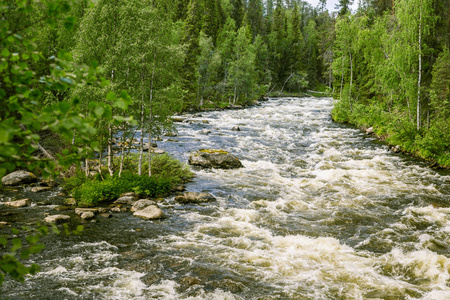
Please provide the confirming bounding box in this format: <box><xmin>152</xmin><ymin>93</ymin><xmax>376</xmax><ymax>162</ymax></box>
<box><xmin>107</xmin><ymin>124</ymin><xmax>113</xmax><ymax>176</ymax></box>
<box><xmin>417</xmin><ymin>0</ymin><xmax>423</xmax><ymax>131</ymax></box>
<box><xmin>147</xmin><ymin>69</ymin><xmax>155</xmax><ymax>177</ymax></box>
<box><xmin>349</xmin><ymin>52</ymin><xmax>353</xmax><ymax>112</ymax></box>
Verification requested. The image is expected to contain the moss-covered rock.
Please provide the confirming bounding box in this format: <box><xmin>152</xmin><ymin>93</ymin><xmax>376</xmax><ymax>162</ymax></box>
<box><xmin>188</xmin><ymin>149</ymin><xmax>243</xmax><ymax>169</ymax></box>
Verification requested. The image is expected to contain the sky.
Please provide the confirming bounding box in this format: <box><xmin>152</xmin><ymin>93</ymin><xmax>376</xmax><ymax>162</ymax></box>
<box><xmin>302</xmin><ymin>0</ymin><xmax>359</xmax><ymax>12</ymax></box>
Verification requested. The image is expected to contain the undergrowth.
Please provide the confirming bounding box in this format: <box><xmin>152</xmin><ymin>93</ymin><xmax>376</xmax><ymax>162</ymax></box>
<box><xmin>64</xmin><ymin>153</ymin><xmax>194</xmax><ymax>207</ymax></box>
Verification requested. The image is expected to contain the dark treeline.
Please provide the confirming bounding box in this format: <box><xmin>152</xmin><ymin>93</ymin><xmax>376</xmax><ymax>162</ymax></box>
<box><xmin>332</xmin><ymin>0</ymin><xmax>450</xmax><ymax>167</ymax></box>
<box><xmin>0</xmin><ymin>0</ymin><xmax>337</xmax><ymax>177</ymax></box>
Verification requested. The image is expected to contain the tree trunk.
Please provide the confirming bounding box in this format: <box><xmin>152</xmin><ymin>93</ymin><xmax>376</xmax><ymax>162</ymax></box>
<box><xmin>138</xmin><ymin>93</ymin><xmax>145</xmax><ymax>176</ymax></box>
<box><xmin>107</xmin><ymin>124</ymin><xmax>113</xmax><ymax>176</ymax></box>
<box><xmin>98</xmin><ymin>143</ymin><xmax>104</xmax><ymax>181</ymax></box>
<box><xmin>340</xmin><ymin>57</ymin><xmax>344</xmax><ymax>100</ymax></box>
<box><xmin>118</xmin><ymin>132</ymin><xmax>125</xmax><ymax>178</ymax></box>
<box><xmin>417</xmin><ymin>0</ymin><xmax>423</xmax><ymax>131</ymax></box>
<box><xmin>349</xmin><ymin>51</ymin><xmax>353</xmax><ymax>112</ymax></box>
<box><xmin>85</xmin><ymin>156</ymin><xmax>89</xmax><ymax>177</ymax></box>
<box><xmin>147</xmin><ymin>68</ymin><xmax>155</xmax><ymax>177</ymax></box>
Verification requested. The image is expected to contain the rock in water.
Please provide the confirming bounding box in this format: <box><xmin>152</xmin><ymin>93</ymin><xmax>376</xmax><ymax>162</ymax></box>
<box><xmin>80</xmin><ymin>211</ymin><xmax>95</xmax><ymax>220</ymax></box>
<box><xmin>188</xmin><ymin>149</ymin><xmax>243</xmax><ymax>169</ymax></box>
<box><xmin>114</xmin><ymin>196</ymin><xmax>138</xmax><ymax>205</ymax></box>
<box><xmin>31</xmin><ymin>186</ymin><xmax>51</xmax><ymax>193</ymax></box>
<box><xmin>131</xmin><ymin>199</ymin><xmax>157</xmax><ymax>212</ymax></box>
<box><xmin>44</xmin><ymin>215</ymin><xmax>70</xmax><ymax>224</ymax></box>
<box><xmin>4</xmin><ymin>199</ymin><xmax>31</xmax><ymax>207</ymax></box>
<box><xmin>1</xmin><ymin>170</ymin><xmax>37</xmax><ymax>186</ymax></box>
<box><xmin>133</xmin><ymin>205</ymin><xmax>165</xmax><ymax>220</ymax></box>
<box><xmin>75</xmin><ymin>208</ymin><xmax>98</xmax><ymax>215</ymax></box>
<box><xmin>175</xmin><ymin>192</ymin><xmax>216</xmax><ymax>204</ymax></box>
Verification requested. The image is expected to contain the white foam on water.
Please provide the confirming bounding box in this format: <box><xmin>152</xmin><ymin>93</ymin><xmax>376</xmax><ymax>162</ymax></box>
<box><xmin>8</xmin><ymin>97</ymin><xmax>450</xmax><ymax>299</ymax></box>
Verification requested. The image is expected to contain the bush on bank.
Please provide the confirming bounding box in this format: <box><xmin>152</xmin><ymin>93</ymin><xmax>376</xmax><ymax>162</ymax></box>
<box><xmin>332</xmin><ymin>100</ymin><xmax>450</xmax><ymax>168</ymax></box>
<box><xmin>65</xmin><ymin>154</ymin><xmax>194</xmax><ymax>207</ymax></box>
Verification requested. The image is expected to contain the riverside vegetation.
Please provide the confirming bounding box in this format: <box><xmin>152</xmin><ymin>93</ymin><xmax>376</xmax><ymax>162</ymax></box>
<box><xmin>1</xmin><ymin>0</ymin><xmax>450</xmax><ymax>288</ymax></box>
<box><xmin>331</xmin><ymin>0</ymin><xmax>450</xmax><ymax>167</ymax></box>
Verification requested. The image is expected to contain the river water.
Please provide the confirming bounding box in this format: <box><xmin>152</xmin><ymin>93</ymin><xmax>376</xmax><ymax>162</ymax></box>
<box><xmin>1</xmin><ymin>97</ymin><xmax>450</xmax><ymax>299</ymax></box>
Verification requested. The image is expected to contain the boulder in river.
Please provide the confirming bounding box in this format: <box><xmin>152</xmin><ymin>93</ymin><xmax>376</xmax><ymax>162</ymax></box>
<box><xmin>175</xmin><ymin>192</ymin><xmax>216</xmax><ymax>204</ymax></box>
<box><xmin>4</xmin><ymin>199</ymin><xmax>31</xmax><ymax>208</ymax></box>
<box><xmin>133</xmin><ymin>205</ymin><xmax>165</xmax><ymax>220</ymax></box>
<box><xmin>231</xmin><ymin>126</ymin><xmax>241</xmax><ymax>131</ymax></box>
<box><xmin>1</xmin><ymin>170</ymin><xmax>37</xmax><ymax>186</ymax></box>
<box><xmin>188</xmin><ymin>149</ymin><xmax>243</xmax><ymax>169</ymax></box>
<box><xmin>114</xmin><ymin>196</ymin><xmax>138</xmax><ymax>205</ymax></box>
<box><xmin>31</xmin><ymin>186</ymin><xmax>51</xmax><ymax>193</ymax></box>
<box><xmin>131</xmin><ymin>199</ymin><xmax>157</xmax><ymax>212</ymax></box>
<box><xmin>80</xmin><ymin>211</ymin><xmax>95</xmax><ymax>220</ymax></box>
<box><xmin>44</xmin><ymin>214</ymin><xmax>70</xmax><ymax>224</ymax></box>
<box><xmin>75</xmin><ymin>208</ymin><xmax>98</xmax><ymax>216</ymax></box>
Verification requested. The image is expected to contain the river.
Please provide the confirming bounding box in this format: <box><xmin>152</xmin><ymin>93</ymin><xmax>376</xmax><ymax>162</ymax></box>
<box><xmin>1</xmin><ymin>97</ymin><xmax>450</xmax><ymax>299</ymax></box>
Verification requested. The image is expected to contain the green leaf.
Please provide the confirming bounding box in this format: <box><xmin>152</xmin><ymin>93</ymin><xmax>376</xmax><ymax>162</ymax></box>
<box><xmin>57</xmin><ymin>102</ymin><xmax>70</xmax><ymax>114</ymax></box>
<box><xmin>11</xmin><ymin>53</ymin><xmax>19</xmax><ymax>61</ymax></box>
<box><xmin>0</xmin><ymin>237</ymin><xmax>7</xmax><ymax>246</ymax></box>
<box><xmin>11</xmin><ymin>237</ymin><xmax>22</xmax><ymax>252</ymax></box>
<box><xmin>113</xmin><ymin>98</ymin><xmax>127</xmax><ymax>110</ymax></box>
<box><xmin>106</xmin><ymin>91</ymin><xmax>116</xmax><ymax>101</ymax></box>
<box><xmin>64</xmin><ymin>16</ymin><xmax>76</xmax><ymax>31</ymax></box>
<box><xmin>31</xmin><ymin>53</ymin><xmax>40</xmax><ymax>62</ymax></box>
<box><xmin>20</xmin><ymin>248</ymin><xmax>31</xmax><ymax>259</ymax></box>
<box><xmin>26</xmin><ymin>234</ymin><xmax>40</xmax><ymax>245</ymax></box>
<box><xmin>29</xmin><ymin>244</ymin><xmax>45</xmax><ymax>254</ymax></box>
<box><xmin>94</xmin><ymin>105</ymin><xmax>104</xmax><ymax>117</ymax></box>
<box><xmin>1</xmin><ymin>48</ymin><xmax>10</xmax><ymax>57</ymax></box>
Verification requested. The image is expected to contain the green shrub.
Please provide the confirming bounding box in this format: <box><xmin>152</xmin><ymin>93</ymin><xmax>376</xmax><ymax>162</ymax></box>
<box><xmin>112</xmin><ymin>153</ymin><xmax>194</xmax><ymax>183</ymax></box>
<box><xmin>73</xmin><ymin>172</ymin><xmax>175</xmax><ymax>207</ymax></box>
<box><xmin>62</xmin><ymin>170</ymin><xmax>87</xmax><ymax>191</ymax></box>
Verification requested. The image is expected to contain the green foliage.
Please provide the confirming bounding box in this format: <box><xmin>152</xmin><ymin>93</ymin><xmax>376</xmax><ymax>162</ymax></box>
<box><xmin>74</xmin><ymin>174</ymin><xmax>172</xmax><ymax>207</ymax></box>
<box><xmin>118</xmin><ymin>153</ymin><xmax>194</xmax><ymax>183</ymax></box>
<box><xmin>0</xmin><ymin>0</ymin><xmax>132</xmax><ymax>179</ymax></box>
<box><xmin>332</xmin><ymin>0</ymin><xmax>450</xmax><ymax>168</ymax></box>
<box><xmin>69</xmin><ymin>153</ymin><xmax>194</xmax><ymax>206</ymax></box>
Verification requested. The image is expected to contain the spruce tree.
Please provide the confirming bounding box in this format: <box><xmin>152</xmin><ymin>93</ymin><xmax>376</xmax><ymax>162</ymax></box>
<box><xmin>182</xmin><ymin>0</ymin><xmax>203</xmax><ymax>108</ymax></box>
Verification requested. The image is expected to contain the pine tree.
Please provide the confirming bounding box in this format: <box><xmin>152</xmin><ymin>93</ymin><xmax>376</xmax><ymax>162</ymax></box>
<box><xmin>202</xmin><ymin>0</ymin><xmax>221</xmax><ymax>43</ymax></box>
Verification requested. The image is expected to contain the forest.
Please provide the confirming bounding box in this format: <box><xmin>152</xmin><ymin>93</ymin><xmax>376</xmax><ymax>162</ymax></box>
<box><xmin>1</xmin><ymin>0</ymin><xmax>450</xmax><ymax>183</ymax></box>
<box><xmin>332</xmin><ymin>0</ymin><xmax>450</xmax><ymax>167</ymax></box>
<box><xmin>1</xmin><ymin>0</ymin><xmax>450</xmax><ymax>289</ymax></box>
<box><xmin>0</xmin><ymin>0</ymin><xmax>336</xmax><ymax>181</ymax></box>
